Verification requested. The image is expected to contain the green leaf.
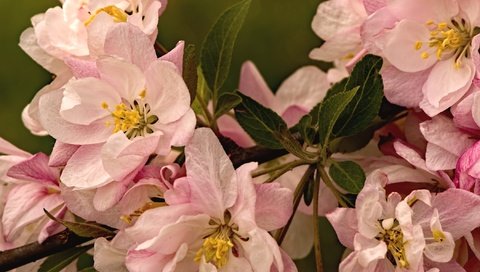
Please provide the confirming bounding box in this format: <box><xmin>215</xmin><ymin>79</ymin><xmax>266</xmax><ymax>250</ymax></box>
<box><xmin>328</xmin><ymin>125</ymin><xmax>375</xmax><ymax>154</ymax></box>
<box><xmin>39</xmin><ymin>245</ymin><xmax>92</xmax><ymax>272</ymax></box>
<box><xmin>332</xmin><ymin>55</ymin><xmax>384</xmax><ymax>137</ymax></box>
<box><xmin>303</xmin><ymin>176</ymin><xmax>315</xmax><ymax>206</ymax></box>
<box><xmin>191</xmin><ymin>67</ymin><xmax>212</xmax><ymax>118</ymax></box>
<box><xmin>329</xmin><ymin>161</ymin><xmax>366</xmax><ymax>194</ymax></box>
<box><xmin>318</xmin><ymin>87</ymin><xmax>359</xmax><ymax>151</ymax></box>
<box><xmin>44</xmin><ymin>209</ymin><xmax>115</xmax><ymax>238</ymax></box>
<box><xmin>183</xmin><ymin>44</ymin><xmax>198</xmax><ymax>102</ymax></box>
<box><xmin>235</xmin><ymin>92</ymin><xmax>287</xmax><ymax>149</ymax></box>
<box><xmin>214</xmin><ymin>91</ymin><xmax>242</xmax><ymax>118</ymax></box>
<box><xmin>200</xmin><ymin>0</ymin><xmax>251</xmax><ymax>96</ymax></box>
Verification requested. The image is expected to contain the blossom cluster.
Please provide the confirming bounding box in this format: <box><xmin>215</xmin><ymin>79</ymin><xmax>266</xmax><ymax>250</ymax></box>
<box><xmin>3</xmin><ymin>0</ymin><xmax>480</xmax><ymax>271</ymax></box>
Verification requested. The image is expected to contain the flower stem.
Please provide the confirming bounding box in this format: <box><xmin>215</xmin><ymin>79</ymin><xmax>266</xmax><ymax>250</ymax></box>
<box><xmin>313</xmin><ymin>165</ymin><xmax>324</xmax><ymax>272</ymax></box>
<box><xmin>274</xmin><ymin>165</ymin><xmax>315</xmax><ymax>244</ymax></box>
<box><xmin>252</xmin><ymin>159</ymin><xmax>309</xmax><ymax>178</ymax></box>
<box><xmin>317</xmin><ymin>166</ymin><xmax>348</xmax><ymax>208</ymax></box>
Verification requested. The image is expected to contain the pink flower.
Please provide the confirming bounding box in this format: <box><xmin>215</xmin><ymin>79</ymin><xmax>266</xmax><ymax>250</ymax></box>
<box><xmin>364</xmin><ymin>0</ymin><xmax>480</xmax><ymax>116</ymax></box>
<box><xmin>38</xmin><ymin>28</ymin><xmax>194</xmax><ymax>195</ymax></box>
<box><xmin>327</xmin><ymin>170</ymin><xmax>480</xmax><ymax>271</ymax></box>
<box><xmin>0</xmin><ymin>138</ymin><xmax>66</xmax><ymax>248</ymax></box>
<box><xmin>310</xmin><ymin>0</ymin><xmax>368</xmax><ymax>64</ymax></box>
<box><xmin>19</xmin><ymin>0</ymin><xmax>167</xmax><ymax>74</ymax></box>
<box><xmin>218</xmin><ymin>61</ymin><xmax>330</xmax><ymax>148</ymax></box>
<box><xmin>96</xmin><ymin>128</ymin><xmax>296</xmax><ymax>271</ymax></box>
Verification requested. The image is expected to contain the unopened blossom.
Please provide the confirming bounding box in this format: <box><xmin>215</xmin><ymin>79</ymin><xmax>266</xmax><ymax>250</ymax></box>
<box><xmin>19</xmin><ymin>0</ymin><xmax>167</xmax><ymax>74</ymax></box>
<box><xmin>327</xmin><ymin>170</ymin><xmax>480</xmax><ymax>271</ymax></box>
<box><xmin>93</xmin><ymin>128</ymin><xmax>296</xmax><ymax>271</ymax></box>
<box><xmin>363</xmin><ymin>0</ymin><xmax>480</xmax><ymax>116</ymax></box>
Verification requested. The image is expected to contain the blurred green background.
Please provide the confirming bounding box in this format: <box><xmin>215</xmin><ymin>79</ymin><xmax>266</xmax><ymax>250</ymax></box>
<box><xmin>0</xmin><ymin>0</ymin><xmax>342</xmax><ymax>270</ymax></box>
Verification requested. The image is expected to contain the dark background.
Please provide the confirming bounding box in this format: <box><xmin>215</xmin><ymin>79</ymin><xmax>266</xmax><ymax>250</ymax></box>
<box><xmin>0</xmin><ymin>0</ymin><xmax>342</xmax><ymax>270</ymax></box>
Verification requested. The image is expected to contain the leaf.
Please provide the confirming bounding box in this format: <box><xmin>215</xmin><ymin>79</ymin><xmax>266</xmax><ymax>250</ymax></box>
<box><xmin>183</xmin><ymin>44</ymin><xmax>198</xmax><ymax>102</ymax></box>
<box><xmin>235</xmin><ymin>92</ymin><xmax>287</xmax><ymax>149</ymax></box>
<box><xmin>328</xmin><ymin>161</ymin><xmax>366</xmax><ymax>194</ymax></box>
<box><xmin>332</xmin><ymin>55</ymin><xmax>384</xmax><ymax>137</ymax></box>
<box><xmin>200</xmin><ymin>0</ymin><xmax>251</xmax><ymax>95</ymax></box>
<box><xmin>44</xmin><ymin>209</ymin><xmax>115</xmax><ymax>238</ymax></box>
<box><xmin>318</xmin><ymin>87</ymin><xmax>359</xmax><ymax>151</ymax></box>
<box><xmin>328</xmin><ymin>125</ymin><xmax>375</xmax><ymax>154</ymax></box>
<box><xmin>39</xmin><ymin>245</ymin><xmax>92</xmax><ymax>272</ymax></box>
<box><xmin>191</xmin><ymin>67</ymin><xmax>212</xmax><ymax>118</ymax></box>
<box><xmin>214</xmin><ymin>91</ymin><xmax>242</xmax><ymax>118</ymax></box>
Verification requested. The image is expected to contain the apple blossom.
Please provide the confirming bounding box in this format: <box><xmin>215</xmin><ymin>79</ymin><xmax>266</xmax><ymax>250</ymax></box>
<box><xmin>363</xmin><ymin>0</ymin><xmax>480</xmax><ymax>116</ymax></box>
<box><xmin>19</xmin><ymin>0</ymin><xmax>167</xmax><ymax>74</ymax></box>
<box><xmin>94</xmin><ymin>128</ymin><xmax>296</xmax><ymax>271</ymax></box>
<box><xmin>327</xmin><ymin>170</ymin><xmax>480</xmax><ymax>271</ymax></box>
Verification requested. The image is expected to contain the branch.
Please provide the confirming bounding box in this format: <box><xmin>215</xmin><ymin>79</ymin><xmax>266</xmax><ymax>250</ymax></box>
<box><xmin>0</xmin><ymin>230</ymin><xmax>91</xmax><ymax>271</ymax></box>
<box><xmin>0</xmin><ymin>136</ymin><xmax>289</xmax><ymax>270</ymax></box>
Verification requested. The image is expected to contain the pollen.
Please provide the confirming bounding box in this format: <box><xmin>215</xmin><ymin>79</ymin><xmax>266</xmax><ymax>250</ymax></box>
<box><xmin>195</xmin><ymin>225</ymin><xmax>234</xmax><ymax>268</ymax></box>
<box><xmin>112</xmin><ymin>103</ymin><xmax>141</xmax><ymax>133</ymax></box>
<box><xmin>377</xmin><ymin>219</ymin><xmax>409</xmax><ymax>269</ymax></box>
<box><xmin>432</xmin><ymin>229</ymin><xmax>446</xmax><ymax>242</ymax></box>
<box><xmin>414</xmin><ymin>41</ymin><xmax>423</xmax><ymax>50</ymax></box>
<box><xmin>84</xmin><ymin>5</ymin><xmax>128</xmax><ymax>26</ymax></box>
<box><xmin>421</xmin><ymin>52</ymin><xmax>429</xmax><ymax>59</ymax></box>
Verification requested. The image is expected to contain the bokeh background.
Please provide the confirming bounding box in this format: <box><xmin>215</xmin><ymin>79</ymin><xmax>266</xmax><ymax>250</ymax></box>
<box><xmin>0</xmin><ymin>0</ymin><xmax>342</xmax><ymax>270</ymax></box>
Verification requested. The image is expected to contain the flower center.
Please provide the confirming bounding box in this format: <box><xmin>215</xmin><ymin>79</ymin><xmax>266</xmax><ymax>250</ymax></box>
<box><xmin>376</xmin><ymin>218</ymin><xmax>409</xmax><ymax>269</ymax></box>
<box><xmin>84</xmin><ymin>5</ymin><xmax>128</xmax><ymax>26</ymax></box>
<box><xmin>416</xmin><ymin>18</ymin><xmax>474</xmax><ymax>68</ymax></box>
<box><xmin>102</xmin><ymin>93</ymin><xmax>159</xmax><ymax>139</ymax></box>
<box><xmin>195</xmin><ymin>224</ymin><xmax>234</xmax><ymax>268</ymax></box>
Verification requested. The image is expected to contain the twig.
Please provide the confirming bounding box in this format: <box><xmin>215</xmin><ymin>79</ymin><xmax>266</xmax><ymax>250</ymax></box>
<box><xmin>0</xmin><ymin>230</ymin><xmax>91</xmax><ymax>271</ymax></box>
<box><xmin>274</xmin><ymin>165</ymin><xmax>315</xmax><ymax>244</ymax></box>
<box><xmin>312</xmin><ymin>166</ymin><xmax>324</xmax><ymax>272</ymax></box>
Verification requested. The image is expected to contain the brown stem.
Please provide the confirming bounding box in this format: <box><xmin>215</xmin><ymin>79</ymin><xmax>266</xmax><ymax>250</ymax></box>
<box><xmin>0</xmin><ymin>230</ymin><xmax>91</xmax><ymax>271</ymax></box>
<box><xmin>313</xmin><ymin>165</ymin><xmax>324</xmax><ymax>272</ymax></box>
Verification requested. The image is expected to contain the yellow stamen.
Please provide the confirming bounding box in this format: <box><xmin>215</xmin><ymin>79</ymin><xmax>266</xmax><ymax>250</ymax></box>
<box><xmin>415</xmin><ymin>41</ymin><xmax>423</xmax><ymax>50</ymax></box>
<box><xmin>84</xmin><ymin>5</ymin><xmax>128</xmax><ymax>26</ymax></box>
<box><xmin>421</xmin><ymin>52</ymin><xmax>430</xmax><ymax>59</ymax></box>
<box><xmin>111</xmin><ymin>103</ymin><xmax>141</xmax><ymax>133</ymax></box>
<box><xmin>101</xmin><ymin>102</ymin><xmax>109</xmax><ymax>109</ymax></box>
<box><xmin>432</xmin><ymin>229</ymin><xmax>446</xmax><ymax>242</ymax></box>
<box><xmin>195</xmin><ymin>225</ymin><xmax>234</xmax><ymax>268</ymax></box>
<box><xmin>139</xmin><ymin>89</ymin><xmax>147</xmax><ymax>99</ymax></box>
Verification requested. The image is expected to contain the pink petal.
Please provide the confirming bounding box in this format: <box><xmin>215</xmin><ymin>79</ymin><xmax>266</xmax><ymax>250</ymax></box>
<box><xmin>280</xmin><ymin>213</ymin><xmax>314</xmax><ymax>260</ymax></box>
<box><xmin>7</xmin><ymin>153</ymin><xmax>59</xmax><ymax>185</ymax></box>
<box><xmin>275</xmin><ymin>66</ymin><xmax>329</xmax><ymax>116</ymax></box>
<box><xmin>0</xmin><ymin>137</ymin><xmax>30</xmax><ymax>157</ymax></box>
<box><xmin>241</xmin><ymin>228</ymin><xmax>283</xmax><ymax>272</ymax></box>
<box><xmin>230</xmin><ymin>163</ymin><xmax>258</xmax><ymax>231</ymax></box>
<box><xmin>39</xmin><ymin>89</ymin><xmax>112</xmax><ymax>145</ymax></box>
<box><xmin>238</xmin><ymin>61</ymin><xmax>275</xmax><ymax>108</ymax></box>
<box><xmin>61</xmin><ymin>185</ymin><xmax>126</xmax><ymax>229</ymax></box>
<box><xmin>93</xmin><ymin>181</ymin><xmax>129</xmax><ymax>212</ymax></box>
<box><xmin>185</xmin><ymin>128</ymin><xmax>237</xmax><ymax>219</ymax></box>
<box><xmin>3</xmin><ymin>183</ymin><xmax>63</xmax><ymax>241</ymax></box>
<box><xmin>152</xmin><ymin>109</ymin><xmax>196</xmax><ymax>154</ymax></box>
<box><xmin>381</xmin><ymin>64</ymin><xmax>429</xmax><ymax>108</ymax></box>
<box><xmin>363</xmin><ymin>0</ymin><xmax>387</xmax><ymax>14</ymax></box>
<box><xmin>96</xmin><ymin>57</ymin><xmax>146</xmax><ymax>101</ymax></box>
<box><xmin>64</xmin><ymin>57</ymin><xmax>99</xmax><ymax>78</ymax></box>
<box><xmin>432</xmin><ymin>188</ymin><xmax>480</xmax><ymax>239</ymax></box>
<box><xmin>145</xmin><ymin>60</ymin><xmax>191</xmax><ymax>124</ymax></box>
<box><xmin>422</xmin><ymin>59</ymin><xmax>475</xmax><ymax>111</ymax></box>
<box><xmin>38</xmin><ymin>205</ymin><xmax>66</xmax><ymax>243</ymax></box>
<box><xmin>104</xmin><ymin>23</ymin><xmax>156</xmax><ymax>72</ymax></box>
<box><xmin>94</xmin><ymin>237</ymin><xmax>128</xmax><ymax>272</ymax></box>
<box><xmin>217</xmin><ymin>114</ymin><xmax>255</xmax><ymax>148</ymax></box>
<box><xmin>101</xmin><ymin>132</ymin><xmax>158</xmax><ymax>182</ymax></box>
<box><xmin>159</xmin><ymin>41</ymin><xmax>185</xmax><ymax>74</ymax></box>
<box><xmin>48</xmin><ymin>141</ymin><xmax>79</xmax><ymax>167</ymax></box>
<box><xmin>254</xmin><ymin>182</ymin><xmax>293</xmax><ymax>231</ymax></box>
<box><xmin>18</xmin><ymin>27</ymin><xmax>69</xmax><ymax>75</ymax></box>
<box><xmin>61</xmin><ymin>144</ymin><xmax>112</xmax><ymax>189</ymax></box>
<box><xmin>326</xmin><ymin>208</ymin><xmax>357</xmax><ymax>249</ymax></box>
<box><xmin>383</xmin><ymin>20</ymin><xmax>436</xmax><ymax>73</ymax></box>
